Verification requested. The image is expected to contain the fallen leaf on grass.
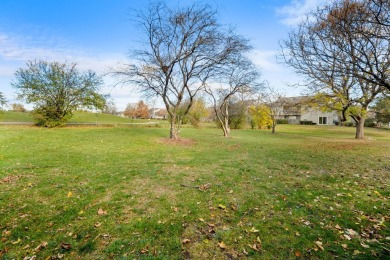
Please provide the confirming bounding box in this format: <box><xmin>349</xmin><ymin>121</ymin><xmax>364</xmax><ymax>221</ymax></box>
<box><xmin>344</xmin><ymin>234</ymin><xmax>352</xmax><ymax>240</ymax></box>
<box><xmin>34</xmin><ymin>241</ymin><xmax>48</xmax><ymax>252</ymax></box>
<box><xmin>248</xmin><ymin>227</ymin><xmax>259</xmax><ymax>233</ymax></box>
<box><xmin>97</xmin><ymin>208</ymin><xmax>107</xmax><ymax>215</ymax></box>
<box><xmin>315</xmin><ymin>241</ymin><xmax>324</xmax><ymax>251</ymax></box>
<box><xmin>94</xmin><ymin>222</ymin><xmax>102</xmax><ymax>228</ymax></box>
<box><xmin>218</xmin><ymin>204</ymin><xmax>226</xmax><ymax>210</ymax></box>
<box><xmin>11</xmin><ymin>238</ymin><xmax>21</xmax><ymax>244</ymax></box>
<box><xmin>182</xmin><ymin>239</ymin><xmax>191</xmax><ymax>244</ymax></box>
<box><xmin>199</xmin><ymin>183</ymin><xmax>211</xmax><ymax>191</ymax></box>
<box><xmin>67</xmin><ymin>191</ymin><xmax>72</xmax><ymax>198</ymax></box>
<box><xmin>295</xmin><ymin>251</ymin><xmax>301</xmax><ymax>257</ymax></box>
<box><xmin>345</xmin><ymin>229</ymin><xmax>359</xmax><ymax>238</ymax></box>
<box><xmin>218</xmin><ymin>241</ymin><xmax>227</xmax><ymax>249</ymax></box>
<box><xmin>60</xmin><ymin>242</ymin><xmax>72</xmax><ymax>250</ymax></box>
<box><xmin>359</xmin><ymin>239</ymin><xmax>370</xmax><ymax>248</ymax></box>
<box><xmin>341</xmin><ymin>244</ymin><xmax>348</xmax><ymax>249</ymax></box>
<box><xmin>248</xmin><ymin>243</ymin><xmax>260</xmax><ymax>251</ymax></box>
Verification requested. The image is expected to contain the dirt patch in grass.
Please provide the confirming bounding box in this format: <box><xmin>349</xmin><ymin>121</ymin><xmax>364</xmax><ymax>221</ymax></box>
<box><xmin>0</xmin><ymin>175</ymin><xmax>22</xmax><ymax>184</ymax></box>
<box><xmin>158</xmin><ymin>138</ymin><xmax>196</xmax><ymax>146</ymax></box>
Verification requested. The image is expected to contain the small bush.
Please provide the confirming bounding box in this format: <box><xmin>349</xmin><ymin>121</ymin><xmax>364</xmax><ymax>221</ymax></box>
<box><xmin>229</xmin><ymin>113</ymin><xmax>246</xmax><ymax>129</ymax></box>
<box><xmin>300</xmin><ymin>120</ymin><xmax>314</xmax><ymax>125</ymax></box>
<box><xmin>276</xmin><ymin>119</ymin><xmax>288</xmax><ymax>124</ymax></box>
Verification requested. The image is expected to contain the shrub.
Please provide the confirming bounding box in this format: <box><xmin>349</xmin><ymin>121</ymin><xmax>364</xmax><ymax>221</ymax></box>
<box><xmin>276</xmin><ymin>119</ymin><xmax>288</xmax><ymax>124</ymax></box>
<box><xmin>300</xmin><ymin>120</ymin><xmax>316</xmax><ymax>125</ymax></box>
<box><xmin>229</xmin><ymin>113</ymin><xmax>246</xmax><ymax>129</ymax></box>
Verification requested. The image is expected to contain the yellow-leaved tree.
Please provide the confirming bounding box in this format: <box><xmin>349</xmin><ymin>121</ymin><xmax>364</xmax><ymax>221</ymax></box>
<box><xmin>249</xmin><ymin>105</ymin><xmax>272</xmax><ymax>129</ymax></box>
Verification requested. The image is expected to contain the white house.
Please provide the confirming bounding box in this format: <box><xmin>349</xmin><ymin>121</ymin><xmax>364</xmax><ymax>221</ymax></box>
<box><xmin>274</xmin><ymin>96</ymin><xmax>340</xmax><ymax>125</ymax></box>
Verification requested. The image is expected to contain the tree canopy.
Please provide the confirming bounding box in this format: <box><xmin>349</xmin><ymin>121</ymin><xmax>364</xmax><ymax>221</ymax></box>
<box><xmin>13</xmin><ymin>60</ymin><xmax>106</xmax><ymax>127</ymax></box>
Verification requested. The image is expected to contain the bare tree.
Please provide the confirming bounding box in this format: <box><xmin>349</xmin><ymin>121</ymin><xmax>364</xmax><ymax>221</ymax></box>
<box><xmin>206</xmin><ymin>56</ymin><xmax>261</xmax><ymax>137</ymax></box>
<box><xmin>258</xmin><ymin>85</ymin><xmax>287</xmax><ymax>134</ymax></box>
<box><xmin>102</xmin><ymin>99</ymin><xmax>118</xmax><ymax>115</ymax></box>
<box><xmin>114</xmin><ymin>2</ymin><xmax>250</xmax><ymax>139</ymax></box>
<box><xmin>280</xmin><ymin>0</ymin><xmax>387</xmax><ymax>139</ymax></box>
<box><xmin>124</xmin><ymin>103</ymin><xmax>136</xmax><ymax>119</ymax></box>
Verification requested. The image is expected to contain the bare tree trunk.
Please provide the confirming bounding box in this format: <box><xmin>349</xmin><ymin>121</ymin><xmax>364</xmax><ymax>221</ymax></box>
<box><xmin>170</xmin><ymin>119</ymin><xmax>179</xmax><ymax>139</ymax></box>
<box><xmin>223</xmin><ymin>116</ymin><xmax>230</xmax><ymax>137</ymax></box>
<box><xmin>355</xmin><ymin>117</ymin><xmax>365</xmax><ymax>139</ymax></box>
<box><xmin>223</xmin><ymin>103</ymin><xmax>230</xmax><ymax>137</ymax></box>
<box><xmin>271</xmin><ymin>121</ymin><xmax>276</xmax><ymax>134</ymax></box>
<box><xmin>169</xmin><ymin>112</ymin><xmax>179</xmax><ymax>139</ymax></box>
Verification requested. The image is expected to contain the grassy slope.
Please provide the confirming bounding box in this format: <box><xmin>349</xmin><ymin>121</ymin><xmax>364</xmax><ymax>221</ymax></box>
<box><xmin>0</xmin><ymin>111</ymin><xmax>32</xmax><ymax>122</ymax></box>
<box><xmin>0</xmin><ymin>111</ymin><xmax>156</xmax><ymax>124</ymax></box>
<box><xmin>0</xmin><ymin>125</ymin><xmax>389</xmax><ymax>259</ymax></box>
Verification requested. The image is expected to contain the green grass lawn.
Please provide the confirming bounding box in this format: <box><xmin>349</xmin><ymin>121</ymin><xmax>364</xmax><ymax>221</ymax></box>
<box><xmin>0</xmin><ymin>125</ymin><xmax>389</xmax><ymax>259</ymax></box>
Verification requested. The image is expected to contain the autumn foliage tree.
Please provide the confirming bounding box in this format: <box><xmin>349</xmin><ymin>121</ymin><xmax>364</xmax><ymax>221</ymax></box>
<box><xmin>134</xmin><ymin>100</ymin><xmax>149</xmax><ymax>119</ymax></box>
<box><xmin>124</xmin><ymin>100</ymin><xmax>149</xmax><ymax>119</ymax></box>
<box><xmin>249</xmin><ymin>105</ymin><xmax>272</xmax><ymax>129</ymax></box>
<box><xmin>11</xmin><ymin>103</ymin><xmax>27</xmax><ymax>112</ymax></box>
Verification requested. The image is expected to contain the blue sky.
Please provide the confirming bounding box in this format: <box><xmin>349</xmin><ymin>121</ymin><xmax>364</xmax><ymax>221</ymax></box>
<box><xmin>0</xmin><ymin>0</ymin><xmax>326</xmax><ymax>110</ymax></box>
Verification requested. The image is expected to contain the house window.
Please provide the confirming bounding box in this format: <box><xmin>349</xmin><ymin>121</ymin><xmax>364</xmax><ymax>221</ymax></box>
<box><xmin>319</xmin><ymin>117</ymin><xmax>327</xmax><ymax>125</ymax></box>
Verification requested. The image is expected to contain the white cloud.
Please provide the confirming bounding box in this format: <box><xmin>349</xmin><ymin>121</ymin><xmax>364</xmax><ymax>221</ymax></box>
<box><xmin>247</xmin><ymin>50</ymin><xmax>280</xmax><ymax>72</ymax></box>
<box><xmin>246</xmin><ymin>49</ymin><xmax>304</xmax><ymax>96</ymax></box>
<box><xmin>0</xmin><ymin>31</ymin><xmax>127</xmax><ymax>75</ymax></box>
<box><xmin>276</xmin><ymin>0</ymin><xmax>327</xmax><ymax>26</ymax></box>
<box><xmin>0</xmin><ymin>31</ymin><xmax>135</xmax><ymax>108</ymax></box>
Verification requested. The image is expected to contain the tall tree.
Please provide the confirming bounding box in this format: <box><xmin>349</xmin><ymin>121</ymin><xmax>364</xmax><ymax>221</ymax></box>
<box><xmin>206</xmin><ymin>56</ymin><xmax>261</xmax><ymax>137</ymax></box>
<box><xmin>280</xmin><ymin>0</ymin><xmax>387</xmax><ymax>139</ymax></box>
<box><xmin>13</xmin><ymin>60</ymin><xmax>106</xmax><ymax>127</ymax></box>
<box><xmin>114</xmin><ymin>2</ymin><xmax>250</xmax><ymax>139</ymax></box>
